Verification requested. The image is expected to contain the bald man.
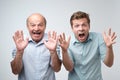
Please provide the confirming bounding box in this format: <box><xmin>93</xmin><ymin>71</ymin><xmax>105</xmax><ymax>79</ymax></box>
<box><xmin>11</xmin><ymin>13</ymin><xmax>61</xmax><ymax>80</ymax></box>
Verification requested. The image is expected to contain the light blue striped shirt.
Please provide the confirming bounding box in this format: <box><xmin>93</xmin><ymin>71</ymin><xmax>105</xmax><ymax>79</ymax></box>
<box><xmin>12</xmin><ymin>33</ymin><xmax>61</xmax><ymax>80</ymax></box>
<box><xmin>68</xmin><ymin>32</ymin><xmax>106</xmax><ymax>80</ymax></box>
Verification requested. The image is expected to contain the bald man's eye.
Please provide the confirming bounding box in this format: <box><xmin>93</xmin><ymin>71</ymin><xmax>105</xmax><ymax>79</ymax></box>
<box><xmin>38</xmin><ymin>24</ymin><xmax>43</xmax><ymax>27</ymax></box>
<box><xmin>31</xmin><ymin>24</ymin><xmax>36</xmax><ymax>27</ymax></box>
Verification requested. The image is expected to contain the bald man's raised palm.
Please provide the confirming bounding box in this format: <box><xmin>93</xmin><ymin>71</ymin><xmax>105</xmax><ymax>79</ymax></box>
<box><xmin>13</xmin><ymin>30</ymin><xmax>29</xmax><ymax>51</ymax></box>
<box><xmin>44</xmin><ymin>31</ymin><xmax>58</xmax><ymax>53</ymax></box>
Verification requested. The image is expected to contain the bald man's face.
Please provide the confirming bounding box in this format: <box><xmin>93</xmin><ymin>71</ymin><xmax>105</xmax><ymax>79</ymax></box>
<box><xmin>27</xmin><ymin>14</ymin><xmax>46</xmax><ymax>43</ymax></box>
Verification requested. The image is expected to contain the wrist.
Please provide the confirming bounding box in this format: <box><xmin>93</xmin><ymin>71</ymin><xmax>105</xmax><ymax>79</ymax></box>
<box><xmin>107</xmin><ymin>45</ymin><xmax>113</xmax><ymax>49</ymax></box>
<box><xmin>15</xmin><ymin>51</ymin><xmax>23</xmax><ymax>60</ymax></box>
<box><xmin>62</xmin><ymin>50</ymin><xmax>68</xmax><ymax>54</ymax></box>
<box><xmin>17</xmin><ymin>50</ymin><xmax>24</xmax><ymax>55</ymax></box>
<box><xmin>49</xmin><ymin>50</ymin><xmax>56</xmax><ymax>54</ymax></box>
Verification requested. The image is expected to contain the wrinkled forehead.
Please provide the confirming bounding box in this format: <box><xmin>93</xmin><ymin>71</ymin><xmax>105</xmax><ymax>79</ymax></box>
<box><xmin>28</xmin><ymin>14</ymin><xmax>44</xmax><ymax>22</ymax></box>
<box><xmin>26</xmin><ymin>13</ymin><xmax>46</xmax><ymax>25</ymax></box>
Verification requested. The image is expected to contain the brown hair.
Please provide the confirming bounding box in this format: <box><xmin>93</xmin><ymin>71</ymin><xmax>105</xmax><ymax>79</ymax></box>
<box><xmin>70</xmin><ymin>11</ymin><xmax>90</xmax><ymax>27</ymax></box>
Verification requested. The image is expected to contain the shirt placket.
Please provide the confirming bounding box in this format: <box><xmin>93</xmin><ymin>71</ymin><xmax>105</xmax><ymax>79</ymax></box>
<box><xmin>34</xmin><ymin>46</ymin><xmax>42</xmax><ymax>80</ymax></box>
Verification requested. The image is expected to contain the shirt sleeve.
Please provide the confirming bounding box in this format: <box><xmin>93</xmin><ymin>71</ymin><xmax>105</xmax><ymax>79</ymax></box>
<box><xmin>12</xmin><ymin>48</ymin><xmax>17</xmax><ymax>58</ymax></box>
<box><xmin>98</xmin><ymin>34</ymin><xmax>107</xmax><ymax>61</ymax></box>
<box><xmin>56</xmin><ymin>45</ymin><xmax>62</xmax><ymax>61</ymax></box>
<box><xmin>68</xmin><ymin>48</ymin><xmax>74</xmax><ymax>64</ymax></box>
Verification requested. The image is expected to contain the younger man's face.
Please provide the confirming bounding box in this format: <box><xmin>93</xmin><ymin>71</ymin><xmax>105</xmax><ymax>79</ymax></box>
<box><xmin>72</xmin><ymin>18</ymin><xmax>90</xmax><ymax>42</ymax></box>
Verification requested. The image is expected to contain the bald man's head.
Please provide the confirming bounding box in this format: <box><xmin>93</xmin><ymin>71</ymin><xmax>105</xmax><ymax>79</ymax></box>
<box><xmin>26</xmin><ymin>13</ymin><xmax>47</xmax><ymax>26</ymax></box>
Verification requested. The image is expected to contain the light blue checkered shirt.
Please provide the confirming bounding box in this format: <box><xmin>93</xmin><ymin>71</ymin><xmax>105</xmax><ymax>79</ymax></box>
<box><xmin>68</xmin><ymin>32</ymin><xmax>106</xmax><ymax>80</ymax></box>
<box><xmin>12</xmin><ymin>33</ymin><xmax>61</xmax><ymax>80</ymax></box>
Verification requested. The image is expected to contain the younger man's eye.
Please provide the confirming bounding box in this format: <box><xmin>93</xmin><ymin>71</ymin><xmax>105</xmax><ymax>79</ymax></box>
<box><xmin>74</xmin><ymin>25</ymin><xmax>79</xmax><ymax>28</ymax></box>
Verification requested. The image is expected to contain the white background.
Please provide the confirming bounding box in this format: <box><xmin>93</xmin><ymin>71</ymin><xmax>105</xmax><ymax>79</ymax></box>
<box><xmin>0</xmin><ymin>0</ymin><xmax>120</xmax><ymax>80</ymax></box>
